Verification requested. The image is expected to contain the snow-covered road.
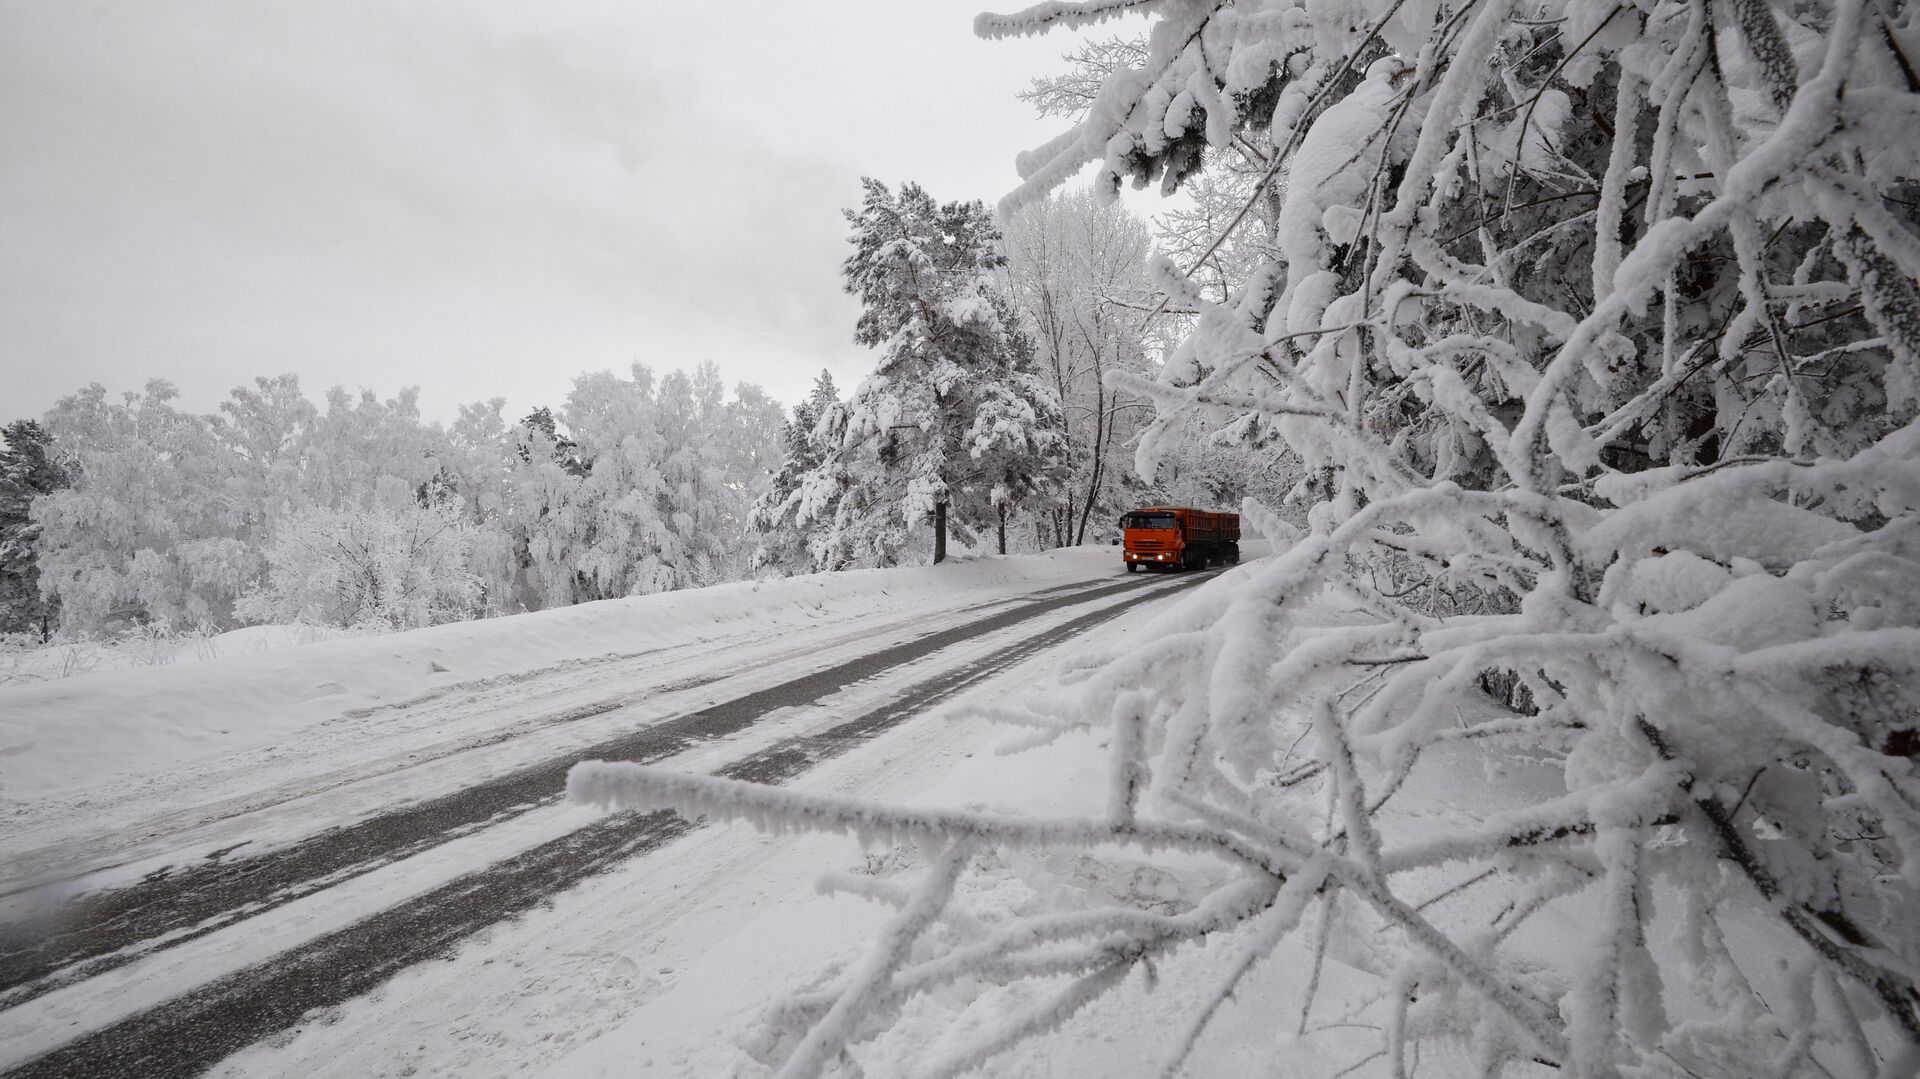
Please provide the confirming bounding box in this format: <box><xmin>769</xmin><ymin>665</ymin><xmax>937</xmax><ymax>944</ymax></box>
<box><xmin>0</xmin><ymin>550</ymin><xmax>1222</xmax><ymax>1077</ymax></box>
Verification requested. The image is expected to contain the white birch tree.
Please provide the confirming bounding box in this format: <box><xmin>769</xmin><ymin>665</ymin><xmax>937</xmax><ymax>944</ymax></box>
<box><xmin>1003</xmin><ymin>188</ymin><xmax>1165</xmax><ymax>545</ymax></box>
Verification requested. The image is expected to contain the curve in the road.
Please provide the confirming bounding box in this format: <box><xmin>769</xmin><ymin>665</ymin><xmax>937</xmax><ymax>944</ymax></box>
<box><xmin>0</xmin><ymin>572</ymin><xmax>1193</xmax><ymax>1010</ymax></box>
<box><xmin>2</xmin><ymin>569</ymin><xmax>1212</xmax><ymax>1079</ymax></box>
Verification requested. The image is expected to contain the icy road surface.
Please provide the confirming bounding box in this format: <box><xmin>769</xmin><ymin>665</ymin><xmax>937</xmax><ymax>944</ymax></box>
<box><xmin>0</xmin><ymin>549</ymin><xmax>1227</xmax><ymax>1077</ymax></box>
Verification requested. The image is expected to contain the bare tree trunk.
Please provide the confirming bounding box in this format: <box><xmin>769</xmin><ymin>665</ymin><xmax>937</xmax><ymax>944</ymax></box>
<box><xmin>997</xmin><ymin>502</ymin><xmax>1007</xmax><ymax>555</ymax></box>
<box><xmin>1074</xmin><ymin>326</ymin><xmax>1108</xmax><ymax>546</ymax></box>
<box><xmin>933</xmin><ymin>501</ymin><xmax>948</xmax><ymax>564</ymax></box>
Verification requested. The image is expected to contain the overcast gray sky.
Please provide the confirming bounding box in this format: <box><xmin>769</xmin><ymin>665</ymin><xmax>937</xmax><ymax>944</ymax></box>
<box><xmin>1</xmin><ymin>0</ymin><xmax>1110</xmax><ymax>422</ymax></box>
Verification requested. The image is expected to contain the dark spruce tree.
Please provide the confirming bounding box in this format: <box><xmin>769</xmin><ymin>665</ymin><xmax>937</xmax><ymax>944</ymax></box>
<box><xmin>748</xmin><ymin>370</ymin><xmax>841</xmax><ymax>575</ymax></box>
<box><xmin>0</xmin><ymin>419</ymin><xmax>72</xmax><ymax>640</ymax></box>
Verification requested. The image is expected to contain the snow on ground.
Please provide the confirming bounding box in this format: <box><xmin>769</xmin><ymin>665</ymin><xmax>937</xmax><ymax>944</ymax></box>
<box><xmin>20</xmin><ymin>542</ymin><xmax>1588</xmax><ymax>1079</ymax></box>
<box><xmin>196</xmin><ymin>562</ymin><xmax>1228</xmax><ymax>1079</ymax></box>
<box><xmin>0</xmin><ymin>624</ymin><xmax>359</xmax><ymax>690</ymax></box>
<box><xmin>0</xmin><ymin>560</ymin><xmax>1200</xmax><ymax>1068</ymax></box>
<box><xmin>0</xmin><ymin>549</ymin><xmax>1115</xmax><ymax>808</ymax></box>
<box><xmin>5</xmin><ymin>543</ymin><xmax>1826</xmax><ymax>1077</ymax></box>
<box><xmin>191</xmin><ymin>563</ymin><xmax>1777</xmax><ymax>1079</ymax></box>
<box><xmin>177</xmin><ymin>558</ymin><xmax>1471</xmax><ymax>1079</ymax></box>
<box><xmin>500</xmin><ymin>600</ymin><xmax>1817</xmax><ymax>1079</ymax></box>
<box><xmin>512</xmin><ymin>636</ymin><xmax>1534</xmax><ymax>1076</ymax></box>
<box><xmin>1</xmin><ymin>549</ymin><xmax>1150</xmax><ymax>922</ymax></box>
<box><xmin>527</xmin><ymin>585</ymin><xmax>1433</xmax><ymax>1079</ymax></box>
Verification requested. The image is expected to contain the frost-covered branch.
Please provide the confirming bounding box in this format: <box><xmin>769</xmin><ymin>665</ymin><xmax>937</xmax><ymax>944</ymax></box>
<box><xmin>572</xmin><ymin>1</ymin><xmax>1920</xmax><ymax>1073</ymax></box>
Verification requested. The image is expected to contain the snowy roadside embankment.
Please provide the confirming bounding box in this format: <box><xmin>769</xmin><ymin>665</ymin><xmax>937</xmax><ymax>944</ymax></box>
<box><xmin>0</xmin><ymin>549</ymin><xmax>1117</xmax><ymax>803</ymax></box>
<box><xmin>0</xmin><ymin>623</ymin><xmax>362</xmax><ymax>689</ymax></box>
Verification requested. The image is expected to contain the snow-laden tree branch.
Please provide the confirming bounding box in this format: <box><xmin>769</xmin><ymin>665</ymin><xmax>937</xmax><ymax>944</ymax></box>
<box><xmin>573</xmin><ymin>1</ymin><xmax>1920</xmax><ymax>1074</ymax></box>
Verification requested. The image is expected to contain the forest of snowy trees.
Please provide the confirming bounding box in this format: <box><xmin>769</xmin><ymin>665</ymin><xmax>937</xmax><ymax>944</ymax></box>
<box><xmin>746</xmin><ymin>179</ymin><xmax>1300</xmax><ymax>577</ymax></box>
<box><xmin>570</xmin><ymin>1</ymin><xmax>1920</xmax><ymax>1076</ymax></box>
<box><xmin>2</xmin><ymin>123</ymin><xmax>1331</xmax><ymax>656</ymax></box>
<box><xmin>0</xmin><ymin>180</ymin><xmax>1257</xmax><ymax>649</ymax></box>
<box><xmin>0</xmin><ymin>365</ymin><xmax>786</xmax><ymax>639</ymax></box>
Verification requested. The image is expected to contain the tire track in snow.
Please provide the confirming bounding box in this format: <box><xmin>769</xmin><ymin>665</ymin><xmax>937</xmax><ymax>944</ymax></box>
<box><xmin>1</xmin><ymin>568</ymin><xmax>1211</xmax><ymax>1079</ymax></box>
<box><xmin>0</xmin><ymin>572</ymin><xmax>1183</xmax><ymax>1011</ymax></box>
<box><xmin>0</xmin><ymin>576</ymin><xmax>1092</xmax><ymax>900</ymax></box>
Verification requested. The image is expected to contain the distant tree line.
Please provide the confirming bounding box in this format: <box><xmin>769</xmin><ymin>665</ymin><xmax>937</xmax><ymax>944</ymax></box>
<box><xmin>1</xmin><ymin>179</ymin><xmax>1291</xmax><ymax>642</ymax></box>
<box><xmin>0</xmin><ymin>363</ymin><xmax>784</xmax><ymax>635</ymax></box>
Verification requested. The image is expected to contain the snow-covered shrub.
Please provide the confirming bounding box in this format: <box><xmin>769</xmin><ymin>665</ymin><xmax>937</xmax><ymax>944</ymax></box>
<box><xmin>113</xmin><ymin>616</ymin><xmax>221</xmax><ymax>667</ymax></box>
<box><xmin>236</xmin><ymin>502</ymin><xmax>481</xmax><ymax>630</ymax></box>
<box><xmin>0</xmin><ymin>621</ymin><xmax>229</xmax><ymax>685</ymax></box>
<box><xmin>0</xmin><ymin>632</ymin><xmax>97</xmax><ymax>686</ymax></box>
<box><xmin>572</xmin><ymin>1</ymin><xmax>1920</xmax><ymax>1075</ymax></box>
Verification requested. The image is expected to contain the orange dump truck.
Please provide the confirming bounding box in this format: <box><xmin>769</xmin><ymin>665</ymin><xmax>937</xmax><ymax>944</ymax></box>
<box><xmin>1120</xmin><ymin>506</ymin><xmax>1240</xmax><ymax>572</ymax></box>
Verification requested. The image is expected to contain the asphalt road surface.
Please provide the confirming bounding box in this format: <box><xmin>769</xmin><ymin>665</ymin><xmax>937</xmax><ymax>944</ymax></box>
<box><xmin>0</xmin><ymin>567</ymin><xmax>1217</xmax><ymax>1078</ymax></box>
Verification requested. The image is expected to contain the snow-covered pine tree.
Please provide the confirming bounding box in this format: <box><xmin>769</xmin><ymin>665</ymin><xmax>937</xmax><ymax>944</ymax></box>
<box><xmin>802</xmin><ymin>179</ymin><xmax>1067</xmax><ymax>565</ymax></box>
<box><xmin>959</xmin><ymin>316</ymin><xmax>1069</xmax><ymax>554</ymax></box>
<box><xmin>0</xmin><ymin>419</ymin><xmax>71</xmax><ymax>640</ymax></box>
<box><xmin>570</xmin><ymin>2</ymin><xmax>1920</xmax><ymax>1075</ymax></box>
<box><xmin>514</xmin><ymin>407</ymin><xmax>583</xmax><ymax>473</ymax></box>
<box><xmin>751</xmin><ymin>370</ymin><xmax>842</xmax><ymax>575</ymax></box>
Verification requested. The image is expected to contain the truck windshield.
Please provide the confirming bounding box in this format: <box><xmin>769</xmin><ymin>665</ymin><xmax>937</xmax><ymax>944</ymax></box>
<box><xmin>1124</xmin><ymin>513</ymin><xmax>1178</xmax><ymax>530</ymax></box>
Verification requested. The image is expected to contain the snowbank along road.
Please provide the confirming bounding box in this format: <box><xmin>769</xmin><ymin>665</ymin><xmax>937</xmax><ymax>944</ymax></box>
<box><xmin>0</xmin><ymin>552</ymin><xmax>1220</xmax><ymax>1078</ymax></box>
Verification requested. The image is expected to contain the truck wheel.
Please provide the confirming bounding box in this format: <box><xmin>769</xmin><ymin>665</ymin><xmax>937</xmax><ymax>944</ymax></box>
<box><xmin>1227</xmin><ymin>543</ymin><xmax>1240</xmax><ymax>564</ymax></box>
<box><xmin>1126</xmin><ymin>562</ymin><xmax>1138</xmax><ymax>573</ymax></box>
